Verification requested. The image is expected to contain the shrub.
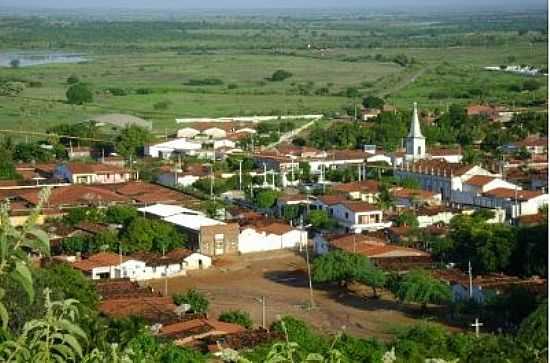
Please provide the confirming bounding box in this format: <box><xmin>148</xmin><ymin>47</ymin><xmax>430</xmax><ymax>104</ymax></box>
<box><xmin>184</xmin><ymin>78</ymin><xmax>224</xmax><ymax>86</ymax></box>
<box><xmin>66</xmin><ymin>83</ymin><xmax>93</xmax><ymax>105</ymax></box>
<box><xmin>136</xmin><ymin>87</ymin><xmax>154</xmax><ymax>95</ymax></box>
<box><xmin>219</xmin><ymin>310</ymin><xmax>253</xmax><ymax>329</ymax></box>
<box><xmin>107</xmin><ymin>87</ymin><xmax>127</xmax><ymax>96</ymax></box>
<box><xmin>66</xmin><ymin>74</ymin><xmax>79</xmax><ymax>84</ymax></box>
<box><xmin>270</xmin><ymin>69</ymin><xmax>293</xmax><ymax>82</ymax></box>
<box><xmin>153</xmin><ymin>100</ymin><xmax>172</xmax><ymax>110</ymax></box>
<box><xmin>172</xmin><ymin>289</ymin><xmax>209</xmax><ymax>314</ymax></box>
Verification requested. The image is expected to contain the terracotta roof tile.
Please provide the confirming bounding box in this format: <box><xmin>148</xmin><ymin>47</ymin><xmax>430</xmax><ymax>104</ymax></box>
<box><xmin>317</xmin><ymin>194</ymin><xmax>348</xmax><ymax>206</ymax></box>
<box><xmin>329</xmin><ymin>234</ymin><xmax>429</xmax><ymax>258</ymax></box>
<box><xmin>19</xmin><ymin>185</ymin><xmax>128</xmax><ymax>207</ymax></box>
<box><xmin>483</xmin><ymin>187</ymin><xmax>543</xmax><ymax>201</ymax></box>
<box><xmin>72</xmin><ymin>252</ymin><xmax>130</xmax><ymax>272</ymax></box>
<box><xmin>338</xmin><ymin>201</ymin><xmax>380</xmax><ymax>213</ymax></box>
<box><xmin>464</xmin><ymin>175</ymin><xmax>497</xmax><ymax>186</ymax></box>
<box><xmin>255</xmin><ymin>222</ymin><xmax>293</xmax><ymax>236</ymax></box>
<box><xmin>332</xmin><ymin>180</ymin><xmax>380</xmax><ymax>193</ymax></box>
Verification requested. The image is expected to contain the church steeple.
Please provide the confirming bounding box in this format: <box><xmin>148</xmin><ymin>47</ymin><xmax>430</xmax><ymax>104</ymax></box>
<box><xmin>405</xmin><ymin>102</ymin><xmax>426</xmax><ymax>160</ymax></box>
<box><xmin>408</xmin><ymin>102</ymin><xmax>424</xmax><ymax>138</ymax></box>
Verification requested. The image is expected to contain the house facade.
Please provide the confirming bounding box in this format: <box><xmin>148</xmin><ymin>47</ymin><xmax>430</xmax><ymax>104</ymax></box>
<box><xmin>54</xmin><ymin>163</ymin><xmax>134</xmax><ymax>185</ymax></box>
<box><xmin>238</xmin><ymin>222</ymin><xmax>307</xmax><ymax>254</ymax></box>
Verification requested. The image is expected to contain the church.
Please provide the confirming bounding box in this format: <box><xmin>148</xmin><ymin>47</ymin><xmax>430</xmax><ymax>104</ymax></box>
<box><xmin>392</xmin><ymin>103</ymin><xmax>463</xmax><ymax>166</ymax></box>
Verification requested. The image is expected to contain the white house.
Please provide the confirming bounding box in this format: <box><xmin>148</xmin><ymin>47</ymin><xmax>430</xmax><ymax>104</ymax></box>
<box><xmin>313</xmin><ymin>196</ymin><xmax>391</xmax><ymax>232</ymax></box>
<box><xmin>53</xmin><ymin>163</ymin><xmax>134</xmax><ymax>185</ymax></box>
<box><xmin>238</xmin><ymin>222</ymin><xmax>307</xmax><ymax>254</ymax></box>
<box><xmin>157</xmin><ymin>171</ymin><xmax>201</xmax><ymax>188</ymax></box>
<box><xmin>176</xmin><ymin>127</ymin><xmax>201</xmax><ymax>139</ymax></box>
<box><xmin>145</xmin><ymin>139</ymin><xmax>203</xmax><ymax>159</ymax></box>
<box><xmin>478</xmin><ymin>188</ymin><xmax>549</xmax><ymax>218</ymax></box>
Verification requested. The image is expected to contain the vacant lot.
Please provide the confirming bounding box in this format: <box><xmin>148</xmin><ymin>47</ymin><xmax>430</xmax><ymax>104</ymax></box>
<box><xmin>148</xmin><ymin>250</ymin><xmax>453</xmax><ymax>341</ymax></box>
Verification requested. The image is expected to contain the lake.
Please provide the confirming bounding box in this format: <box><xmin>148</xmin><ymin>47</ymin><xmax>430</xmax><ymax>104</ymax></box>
<box><xmin>0</xmin><ymin>51</ymin><xmax>88</xmax><ymax>67</ymax></box>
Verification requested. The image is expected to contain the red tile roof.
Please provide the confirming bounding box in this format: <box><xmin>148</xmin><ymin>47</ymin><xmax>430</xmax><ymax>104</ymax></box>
<box><xmin>158</xmin><ymin>319</ymin><xmax>245</xmax><ymax>340</ymax></box>
<box><xmin>338</xmin><ymin>201</ymin><xmax>380</xmax><ymax>213</ymax></box>
<box><xmin>317</xmin><ymin>194</ymin><xmax>348</xmax><ymax>206</ymax></box>
<box><xmin>464</xmin><ymin>175</ymin><xmax>497</xmax><ymax>187</ymax></box>
<box><xmin>72</xmin><ymin>252</ymin><xmax>129</xmax><ymax>272</ymax></box>
<box><xmin>483</xmin><ymin>188</ymin><xmax>543</xmax><ymax>201</ymax></box>
<box><xmin>255</xmin><ymin>222</ymin><xmax>293</xmax><ymax>236</ymax></box>
<box><xmin>391</xmin><ymin>187</ymin><xmax>437</xmax><ymax>199</ymax></box>
<box><xmin>332</xmin><ymin>180</ymin><xmax>380</xmax><ymax>194</ymax></box>
<box><xmin>99</xmin><ymin>296</ymin><xmax>177</xmax><ymax>322</ymax></box>
<box><xmin>64</xmin><ymin>162</ymin><xmax>129</xmax><ymax>174</ymax></box>
<box><xmin>19</xmin><ymin>185</ymin><xmax>128</xmax><ymax>207</ymax></box>
<box><xmin>329</xmin><ymin>234</ymin><xmax>429</xmax><ymax>258</ymax></box>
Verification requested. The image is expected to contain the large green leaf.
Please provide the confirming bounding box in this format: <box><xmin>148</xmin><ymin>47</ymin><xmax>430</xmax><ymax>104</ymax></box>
<box><xmin>10</xmin><ymin>261</ymin><xmax>34</xmax><ymax>303</ymax></box>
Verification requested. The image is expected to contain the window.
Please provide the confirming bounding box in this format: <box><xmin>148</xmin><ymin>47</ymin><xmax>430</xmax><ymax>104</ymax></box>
<box><xmin>417</xmin><ymin>146</ymin><xmax>422</xmax><ymax>155</ymax></box>
<box><xmin>345</xmin><ymin>212</ymin><xmax>349</xmax><ymax>219</ymax></box>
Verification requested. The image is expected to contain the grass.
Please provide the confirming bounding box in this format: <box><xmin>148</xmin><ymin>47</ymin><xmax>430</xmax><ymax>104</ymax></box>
<box><xmin>0</xmin><ymin>40</ymin><xmax>546</xmax><ymax>134</ymax></box>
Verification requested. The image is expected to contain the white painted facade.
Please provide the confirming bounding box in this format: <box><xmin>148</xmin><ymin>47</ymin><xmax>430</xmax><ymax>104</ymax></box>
<box><xmin>184</xmin><ymin>253</ymin><xmax>212</xmax><ymax>270</ymax></box>
<box><xmin>330</xmin><ymin>203</ymin><xmax>392</xmax><ymax>232</ymax></box>
<box><xmin>238</xmin><ymin>228</ymin><xmax>307</xmax><ymax>254</ymax></box>
<box><xmin>176</xmin><ymin>128</ymin><xmax>201</xmax><ymax>138</ymax></box>
<box><xmin>157</xmin><ymin>172</ymin><xmax>200</xmax><ymax>188</ymax></box>
<box><xmin>145</xmin><ymin>139</ymin><xmax>203</xmax><ymax>159</ymax></box>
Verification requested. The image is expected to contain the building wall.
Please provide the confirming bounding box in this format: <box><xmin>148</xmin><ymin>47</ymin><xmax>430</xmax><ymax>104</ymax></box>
<box><xmin>238</xmin><ymin>228</ymin><xmax>306</xmax><ymax>254</ymax></box>
<box><xmin>177</xmin><ymin>128</ymin><xmax>200</xmax><ymax>138</ymax></box>
<box><xmin>184</xmin><ymin>253</ymin><xmax>212</xmax><ymax>270</ymax></box>
<box><xmin>157</xmin><ymin>173</ymin><xmax>199</xmax><ymax>188</ymax></box>
<box><xmin>199</xmin><ymin>223</ymin><xmax>239</xmax><ymax>256</ymax></box>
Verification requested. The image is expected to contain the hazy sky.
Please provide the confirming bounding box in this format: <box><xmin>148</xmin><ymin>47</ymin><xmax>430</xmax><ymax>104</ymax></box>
<box><xmin>3</xmin><ymin>0</ymin><xmax>547</xmax><ymax>9</ymax></box>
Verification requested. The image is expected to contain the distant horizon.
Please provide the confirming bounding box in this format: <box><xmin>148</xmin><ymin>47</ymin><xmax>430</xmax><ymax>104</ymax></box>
<box><xmin>1</xmin><ymin>0</ymin><xmax>547</xmax><ymax>11</ymax></box>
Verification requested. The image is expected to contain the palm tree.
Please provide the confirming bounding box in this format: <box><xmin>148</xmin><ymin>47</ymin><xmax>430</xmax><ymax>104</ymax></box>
<box><xmin>375</xmin><ymin>184</ymin><xmax>394</xmax><ymax>212</ymax></box>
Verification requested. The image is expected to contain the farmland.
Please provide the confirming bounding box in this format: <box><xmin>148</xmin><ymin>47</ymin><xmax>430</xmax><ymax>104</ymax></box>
<box><xmin>0</xmin><ymin>9</ymin><xmax>547</xmax><ymax>134</ymax></box>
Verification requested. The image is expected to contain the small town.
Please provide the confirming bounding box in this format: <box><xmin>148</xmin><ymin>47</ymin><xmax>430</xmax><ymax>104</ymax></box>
<box><xmin>0</xmin><ymin>2</ymin><xmax>548</xmax><ymax>362</ymax></box>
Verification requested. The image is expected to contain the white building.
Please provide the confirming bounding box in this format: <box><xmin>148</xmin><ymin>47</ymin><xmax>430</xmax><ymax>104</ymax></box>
<box><xmin>238</xmin><ymin>222</ymin><xmax>307</xmax><ymax>254</ymax></box>
<box><xmin>145</xmin><ymin>139</ymin><xmax>203</xmax><ymax>159</ymax></box>
<box><xmin>405</xmin><ymin>102</ymin><xmax>426</xmax><ymax>161</ymax></box>
<box><xmin>138</xmin><ymin>203</ymin><xmax>204</xmax><ymax>218</ymax></box>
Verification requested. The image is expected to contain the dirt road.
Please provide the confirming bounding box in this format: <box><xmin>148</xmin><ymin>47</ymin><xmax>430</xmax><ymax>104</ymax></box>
<box><xmin>148</xmin><ymin>250</ymin><xmax>447</xmax><ymax>341</ymax></box>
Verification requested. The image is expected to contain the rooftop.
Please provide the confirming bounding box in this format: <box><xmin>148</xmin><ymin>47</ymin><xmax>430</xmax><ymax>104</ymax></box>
<box><xmin>338</xmin><ymin>201</ymin><xmax>381</xmax><ymax>213</ymax></box>
<box><xmin>163</xmin><ymin>213</ymin><xmax>224</xmax><ymax>231</ymax></box>
<box><xmin>332</xmin><ymin>180</ymin><xmax>380</xmax><ymax>194</ymax></box>
<box><xmin>483</xmin><ymin>188</ymin><xmax>543</xmax><ymax>201</ymax></box>
<box><xmin>329</xmin><ymin>234</ymin><xmax>429</xmax><ymax>259</ymax></box>
<box><xmin>72</xmin><ymin>252</ymin><xmax>129</xmax><ymax>272</ymax></box>
<box><xmin>138</xmin><ymin>203</ymin><xmax>203</xmax><ymax>218</ymax></box>
<box><xmin>464</xmin><ymin>175</ymin><xmax>497</xmax><ymax>187</ymax></box>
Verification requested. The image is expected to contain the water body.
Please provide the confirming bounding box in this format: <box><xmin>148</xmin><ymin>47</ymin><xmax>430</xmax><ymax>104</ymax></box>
<box><xmin>0</xmin><ymin>51</ymin><xmax>88</xmax><ymax>67</ymax></box>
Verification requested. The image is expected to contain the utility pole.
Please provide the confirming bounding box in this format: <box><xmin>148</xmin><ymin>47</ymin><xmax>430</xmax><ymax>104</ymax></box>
<box><xmin>471</xmin><ymin>318</ymin><xmax>483</xmax><ymax>338</ymax></box>
<box><xmin>239</xmin><ymin>159</ymin><xmax>243</xmax><ymax>191</ymax></box>
<box><xmin>300</xmin><ymin>217</ymin><xmax>315</xmax><ymax>308</ymax></box>
<box><xmin>210</xmin><ymin>165</ymin><xmax>214</xmax><ymax>200</ymax></box>
<box><xmin>256</xmin><ymin>296</ymin><xmax>266</xmax><ymax>329</ymax></box>
<box><xmin>468</xmin><ymin>260</ymin><xmax>473</xmax><ymax>299</ymax></box>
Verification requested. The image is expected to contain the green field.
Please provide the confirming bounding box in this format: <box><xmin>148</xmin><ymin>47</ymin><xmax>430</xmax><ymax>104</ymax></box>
<box><xmin>0</xmin><ymin>9</ymin><xmax>547</xmax><ymax>134</ymax></box>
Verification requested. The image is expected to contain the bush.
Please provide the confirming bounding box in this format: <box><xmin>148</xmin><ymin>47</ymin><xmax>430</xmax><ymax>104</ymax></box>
<box><xmin>522</xmin><ymin>79</ymin><xmax>540</xmax><ymax>91</ymax></box>
<box><xmin>219</xmin><ymin>310</ymin><xmax>253</xmax><ymax>329</ymax></box>
<box><xmin>184</xmin><ymin>78</ymin><xmax>224</xmax><ymax>86</ymax></box>
<box><xmin>153</xmin><ymin>100</ymin><xmax>172</xmax><ymax>110</ymax></box>
<box><xmin>66</xmin><ymin>83</ymin><xmax>93</xmax><ymax>105</ymax></box>
<box><xmin>136</xmin><ymin>87</ymin><xmax>154</xmax><ymax>95</ymax></box>
<box><xmin>107</xmin><ymin>87</ymin><xmax>127</xmax><ymax>96</ymax></box>
<box><xmin>270</xmin><ymin>69</ymin><xmax>293</xmax><ymax>82</ymax></box>
<box><xmin>172</xmin><ymin>289</ymin><xmax>209</xmax><ymax>314</ymax></box>
<box><xmin>66</xmin><ymin>74</ymin><xmax>79</xmax><ymax>84</ymax></box>
<box><xmin>227</xmin><ymin>83</ymin><xmax>238</xmax><ymax>89</ymax></box>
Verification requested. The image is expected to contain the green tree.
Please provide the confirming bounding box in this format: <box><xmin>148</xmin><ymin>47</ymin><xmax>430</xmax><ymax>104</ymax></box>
<box><xmin>394</xmin><ymin>270</ymin><xmax>451</xmax><ymax>311</ymax></box>
<box><xmin>0</xmin><ymin>153</ymin><xmax>18</xmax><ymax>180</ymax></box>
<box><xmin>307</xmin><ymin>210</ymin><xmax>333</xmax><ymax>230</ymax></box>
<box><xmin>313</xmin><ymin>250</ymin><xmax>386</xmax><ymax>297</ymax></box>
<box><xmin>270</xmin><ymin>70</ymin><xmax>293</xmax><ymax>82</ymax></box>
<box><xmin>362</xmin><ymin>96</ymin><xmax>384</xmax><ymax>110</ymax></box>
<box><xmin>66</xmin><ymin>83</ymin><xmax>94</xmax><ymax>105</ymax></box>
<box><xmin>282</xmin><ymin>205</ymin><xmax>300</xmax><ymax>223</ymax></box>
<box><xmin>67</xmin><ymin>74</ymin><xmax>80</xmax><ymax>84</ymax></box>
<box><xmin>61</xmin><ymin>236</ymin><xmax>89</xmax><ymax>254</ymax></box>
<box><xmin>219</xmin><ymin>310</ymin><xmax>253</xmax><ymax>329</ymax></box>
<box><xmin>121</xmin><ymin>217</ymin><xmax>154</xmax><ymax>253</ymax></box>
<box><xmin>254</xmin><ymin>189</ymin><xmax>279</xmax><ymax>209</ymax></box>
<box><xmin>172</xmin><ymin>289</ymin><xmax>209</xmax><ymax>314</ymax></box>
<box><xmin>517</xmin><ymin>300</ymin><xmax>548</xmax><ymax>354</ymax></box>
<box><xmin>9</xmin><ymin>59</ymin><xmax>20</xmax><ymax>68</ymax></box>
<box><xmin>150</xmin><ymin>220</ymin><xmax>183</xmax><ymax>253</ymax></box>
<box><xmin>104</xmin><ymin>205</ymin><xmax>138</xmax><ymax>225</ymax></box>
<box><xmin>396</xmin><ymin>210</ymin><xmax>419</xmax><ymax>228</ymax></box>
<box><xmin>115</xmin><ymin>125</ymin><xmax>152</xmax><ymax>159</ymax></box>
